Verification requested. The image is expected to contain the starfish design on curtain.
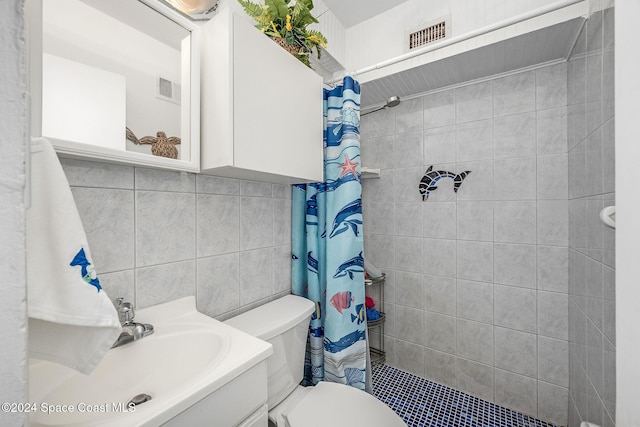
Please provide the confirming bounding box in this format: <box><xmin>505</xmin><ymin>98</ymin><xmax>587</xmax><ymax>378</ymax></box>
<box><xmin>339</xmin><ymin>154</ymin><xmax>359</xmax><ymax>178</ymax></box>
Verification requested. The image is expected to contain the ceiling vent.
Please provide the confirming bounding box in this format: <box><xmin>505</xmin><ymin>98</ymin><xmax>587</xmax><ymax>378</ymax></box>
<box><xmin>408</xmin><ymin>17</ymin><xmax>449</xmax><ymax>50</ymax></box>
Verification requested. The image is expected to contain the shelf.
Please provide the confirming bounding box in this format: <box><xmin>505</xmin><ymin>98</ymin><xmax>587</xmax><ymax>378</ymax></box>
<box><xmin>50</xmin><ymin>137</ymin><xmax>199</xmax><ymax>172</ymax></box>
<box><xmin>365</xmin><ymin>273</ymin><xmax>386</xmax><ymax>286</ymax></box>
<box><xmin>367</xmin><ymin>312</ymin><xmax>386</xmax><ymax>327</ymax></box>
<box><xmin>365</xmin><ymin>271</ymin><xmax>385</xmax><ymax>366</ymax></box>
<box><xmin>361</xmin><ymin>167</ymin><xmax>381</xmax><ymax>179</ymax></box>
<box><xmin>370</xmin><ymin>347</ymin><xmax>386</xmax><ymax>365</ymax></box>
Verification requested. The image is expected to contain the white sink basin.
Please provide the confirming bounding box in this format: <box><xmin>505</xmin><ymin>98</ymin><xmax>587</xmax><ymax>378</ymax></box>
<box><xmin>29</xmin><ymin>297</ymin><xmax>272</xmax><ymax>426</ymax></box>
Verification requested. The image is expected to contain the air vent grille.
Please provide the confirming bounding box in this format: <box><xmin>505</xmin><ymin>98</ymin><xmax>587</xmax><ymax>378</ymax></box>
<box><xmin>158</xmin><ymin>77</ymin><xmax>173</xmax><ymax>98</ymax></box>
<box><xmin>409</xmin><ymin>21</ymin><xmax>446</xmax><ymax>49</ymax></box>
<box><xmin>156</xmin><ymin>76</ymin><xmax>181</xmax><ymax>105</ymax></box>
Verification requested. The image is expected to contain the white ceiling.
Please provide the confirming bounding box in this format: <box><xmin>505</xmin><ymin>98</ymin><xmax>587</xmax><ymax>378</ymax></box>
<box><xmin>359</xmin><ymin>17</ymin><xmax>585</xmax><ymax>108</ymax></box>
<box><xmin>322</xmin><ymin>0</ymin><xmax>411</xmax><ymax>28</ymax></box>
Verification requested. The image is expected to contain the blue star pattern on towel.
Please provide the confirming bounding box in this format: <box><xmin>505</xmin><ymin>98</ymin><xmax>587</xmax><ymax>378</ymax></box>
<box><xmin>70</xmin><ymin>248</ymin><xmax>102</xmax><ymax>292</ymax></box>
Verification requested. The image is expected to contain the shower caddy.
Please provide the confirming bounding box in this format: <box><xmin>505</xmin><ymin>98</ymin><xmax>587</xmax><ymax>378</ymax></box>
<box><xmin>365</xmin><ymin>273</ymin><xmax>386</xmax><ymax>365</ymax></box>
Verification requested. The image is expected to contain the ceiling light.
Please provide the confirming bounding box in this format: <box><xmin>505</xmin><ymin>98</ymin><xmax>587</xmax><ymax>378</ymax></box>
<box><xmin>164</xmin><ymin>0</ymin><xmax>219</xmax><ymax>17</ymax></box>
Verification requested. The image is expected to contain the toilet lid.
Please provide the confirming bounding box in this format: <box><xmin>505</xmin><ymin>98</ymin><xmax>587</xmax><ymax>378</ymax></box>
<box><xmin>281</xmin><ymin>382</ymin><xmax>406</xmax><ymax>427</ymax></box>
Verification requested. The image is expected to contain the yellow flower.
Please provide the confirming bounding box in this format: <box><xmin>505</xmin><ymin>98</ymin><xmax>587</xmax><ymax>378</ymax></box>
<box><xmin>271</xmin><ymin>21</ymin><xmax>279</xmax><ymax>35</ymax></box>
<box><xmin>286</xmin><ymin>15</ymin><xmax>292</xmax><ymax>31</ymax></box>
<box><xmin>308</xmin><ymin>35</ymin><xmax>326</xmax><ymax>47</ymax></box>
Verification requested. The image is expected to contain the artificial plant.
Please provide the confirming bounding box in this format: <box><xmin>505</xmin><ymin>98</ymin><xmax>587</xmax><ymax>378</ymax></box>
<box><xmin>237</xmin><ymin>0</ymin><xmax>328</xmax><ymax>67</ymax></box>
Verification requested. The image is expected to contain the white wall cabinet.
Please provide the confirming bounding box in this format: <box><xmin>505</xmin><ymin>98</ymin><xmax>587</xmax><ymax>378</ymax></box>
<box><xmin>200</xmin><ymin>7</ymin><xmax>324</xmax><ymax>184</ymax></box>
<box><xmin>27</xmin><ymin>0</ymin><xmax>201</xmax><ymax>173</ymax></box>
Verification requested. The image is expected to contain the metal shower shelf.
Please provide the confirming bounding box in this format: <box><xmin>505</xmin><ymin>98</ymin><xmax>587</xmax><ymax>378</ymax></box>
<box><xmin>365</xmin><ymin>273</ymin><xmax>386</xmax><ymax>366</ymax></box>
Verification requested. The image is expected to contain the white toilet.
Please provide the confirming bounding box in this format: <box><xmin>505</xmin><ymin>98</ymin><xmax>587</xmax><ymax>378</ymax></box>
<box><xmin>225</xmin><ymin>294</ymin><xmax>406</xmax><ymax>427</ymax></box>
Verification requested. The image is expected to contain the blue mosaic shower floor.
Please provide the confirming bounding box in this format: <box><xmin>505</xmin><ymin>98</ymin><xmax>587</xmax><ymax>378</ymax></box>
<box><xmin>371</xmin><ymin>364</ymin><xmax>560</xmax><ymax>427</ymax></box>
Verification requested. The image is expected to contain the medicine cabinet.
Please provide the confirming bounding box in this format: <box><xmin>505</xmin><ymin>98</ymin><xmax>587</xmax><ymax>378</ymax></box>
<box><xmin>27</xmin><ymin>0</ymin><xmax>201</xmax><ymax>172</ymax></box>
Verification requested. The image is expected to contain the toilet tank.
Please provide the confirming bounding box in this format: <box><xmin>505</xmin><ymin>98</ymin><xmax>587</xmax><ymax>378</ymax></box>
<box><xmin>224</xmin><ymin>295</ymin><xmax>314</xmax><ymax>409</ymax></box>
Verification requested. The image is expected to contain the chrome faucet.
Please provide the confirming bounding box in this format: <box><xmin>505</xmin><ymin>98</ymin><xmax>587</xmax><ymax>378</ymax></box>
<box><xmin>111</xmin><ymin>298</ymin><xmax>154</xmax><ymax>348</ymax></box>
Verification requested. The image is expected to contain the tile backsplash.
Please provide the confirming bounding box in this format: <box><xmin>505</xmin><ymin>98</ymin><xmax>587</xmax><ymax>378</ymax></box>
<box><xmin>62</xmin><ymin>159</ymin><xmax>292</xmax><ymax>319</ymax></box>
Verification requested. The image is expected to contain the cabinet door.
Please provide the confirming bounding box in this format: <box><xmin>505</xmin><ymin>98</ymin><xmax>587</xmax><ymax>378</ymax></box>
<box><xmin>237</xmin><ymin>404</ymin><xmax>268</xmax><ymax>427</ymax></box>
<box><xmin>200</xmin><ymin>7</ymin><xmax>324</xmax><ymax>184</ymax></box>
<box><xmin>232</xmin><ymin>14</ymin><xmax>323</xmax><ymax>182</ymax></box>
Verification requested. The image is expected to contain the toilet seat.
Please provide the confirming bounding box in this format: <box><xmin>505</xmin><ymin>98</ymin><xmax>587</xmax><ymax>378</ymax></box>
<box><xmin>270</xmin><ymin>382</ymin><xmax>406</xmax><ymax>427</ymax></box>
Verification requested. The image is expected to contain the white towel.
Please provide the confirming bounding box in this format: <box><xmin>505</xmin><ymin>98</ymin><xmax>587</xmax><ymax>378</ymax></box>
<box><xmin>26</xmin><ymin>138</ymin><xmax>120</xmax><ymax>375</ymax></box>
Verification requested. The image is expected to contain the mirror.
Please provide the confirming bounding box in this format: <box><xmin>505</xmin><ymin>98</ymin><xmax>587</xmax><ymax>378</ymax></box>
<box><xmin>30</xmin><ymin>0</ymin><xmax>200</xmax><ymax>171</ymax></box>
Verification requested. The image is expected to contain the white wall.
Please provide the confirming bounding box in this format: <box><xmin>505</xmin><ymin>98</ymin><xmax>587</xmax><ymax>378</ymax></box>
<box><xmin>310</xmin><ymin>0</ymin><xmax>346</xmax><ymax>66</ymax></box>
<box><xmin>0</xmin><ymin>0</ymin><xmax>28</xmax><ymax>426</ymax></box>
<box><xmin>614</xmin><ymin>2</ymin><xmax>640</xmax><ymax>426</ymax></box>
<box><xmin>344</xmin><ymin>0</ymin><xmax>570</xmax><ymax>71</ymax></box>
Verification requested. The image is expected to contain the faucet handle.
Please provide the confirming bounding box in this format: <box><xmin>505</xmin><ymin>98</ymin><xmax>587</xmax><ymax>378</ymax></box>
<box><xmin>115</xmin><ymin>297</ymin><xmax>135</xmax><ymax>325</ymax></box>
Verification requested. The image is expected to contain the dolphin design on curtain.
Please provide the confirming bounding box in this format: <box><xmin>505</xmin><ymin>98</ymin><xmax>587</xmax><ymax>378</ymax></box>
<box><xmin>291</xmin><ymin>76</ymin><xmax>367</xmax><ymax>390</ymax></box>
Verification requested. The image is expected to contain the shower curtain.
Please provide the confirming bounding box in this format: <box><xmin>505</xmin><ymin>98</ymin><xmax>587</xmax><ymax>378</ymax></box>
<box><xmin>291</xmin><ymin>76</ymin><xmax>367</xmax><ymax>390</ymax></box>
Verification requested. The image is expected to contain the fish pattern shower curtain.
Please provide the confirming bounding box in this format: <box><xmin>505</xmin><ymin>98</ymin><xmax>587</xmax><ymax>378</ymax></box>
<box><xmin>291</xmin><ymin>76</ymin><xmax>367</xmax><ymax>390</ymax></box>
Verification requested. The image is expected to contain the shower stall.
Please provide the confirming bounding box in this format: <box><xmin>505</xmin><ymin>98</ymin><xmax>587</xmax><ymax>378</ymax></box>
<box><xmin>357</xmin><ymin>4</ymin><xmax>615</xmax><ymax>427</ymax></box>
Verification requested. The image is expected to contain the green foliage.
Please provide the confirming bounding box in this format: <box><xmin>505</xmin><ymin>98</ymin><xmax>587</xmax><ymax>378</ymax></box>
<box><xmin>292</xmin><ymin>7</ymin><xmax>316</xmax><ymax>29</ymax></box>
<box><xmin>237</xmin><ymin>0</ymin><xmax>264</xmax><ymax>18</ymax></box>
<box><xmin>236</xmin><ymin>0</ymin><xmax>327</xmax><ymax>68</ymax></box>
<box><xmin>291</xmin><ymin>1</ymin><xmax>303</xmax><ymax>20</ymax></box>
<box><xmin>264</xmin><ymin>0</ymin><xmax>289</xmax><ymax>19</ymax></box>
<box><xmin>303</xmin><ymin>29</ymin><xmax>327</xmax><ymax>59</ymax></box>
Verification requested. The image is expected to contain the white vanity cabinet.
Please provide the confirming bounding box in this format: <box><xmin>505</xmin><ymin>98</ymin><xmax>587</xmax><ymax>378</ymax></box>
<box><xmin>200</xmin><ymin>7</ymin><xmax>324</xmax><ymax>184</ymax></box>
<box><xmin>160</xmin><ymin>362</ymin><xmax>268</xmax><ymax>427</ymax></box>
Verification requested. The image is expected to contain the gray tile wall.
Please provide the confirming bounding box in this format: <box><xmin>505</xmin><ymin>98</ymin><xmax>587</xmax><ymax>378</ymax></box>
<box><xmin>567</xmin><ymin>8</ymin><xmax>616</xmax><ymax>427</ymax></box>
<box><xmin>361</xmin><ymin>62</ymin><xmax>570</xmax><ymax>425</ymax></box>
<box><xmin>61</xmin><ymin>159</ymin><xmax>292</xmax><ymax>319</ymax></box>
